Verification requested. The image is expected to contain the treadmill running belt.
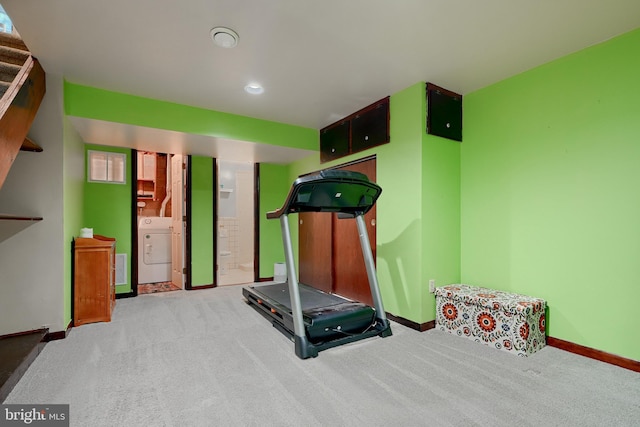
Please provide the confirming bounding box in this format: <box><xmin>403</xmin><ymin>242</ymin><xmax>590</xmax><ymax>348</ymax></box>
<box><xmin>245</xmin><ymin>282</ymin><xmax>376</xmax><ymax>343</ymax></box>
<box><xmin>254</xmin><ymin>282</ymin><xmax>347</xmax><ymax>311</ymax></box>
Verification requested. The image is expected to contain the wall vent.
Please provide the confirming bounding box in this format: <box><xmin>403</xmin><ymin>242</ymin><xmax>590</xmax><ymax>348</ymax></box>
<box><xmin>115</xmin><ymin>254</ymin><xmax>127</xmax><ymax>285</ymax></box>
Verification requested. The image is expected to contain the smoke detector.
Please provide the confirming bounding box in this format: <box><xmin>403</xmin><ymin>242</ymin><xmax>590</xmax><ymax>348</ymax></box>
<box><xmin>210</xmin><ymin>27</ymin><xmax>239</xmax><ymax>48</ymax></box>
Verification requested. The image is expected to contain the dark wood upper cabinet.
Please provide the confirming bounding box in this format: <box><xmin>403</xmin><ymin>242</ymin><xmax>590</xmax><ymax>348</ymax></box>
<box><xmin>320</xmin><ymin>120</ymin><xmax>350</xmax><ymax>163</ymax></box>
<box><xmin>426</xmin><ymin>83</ymin><xmax>462</xmax><ymax>142</ymax></box>
<box><xmin>319</xmin><ymin>97</ymin><xmax>389</xmax><ymax>163</ymax></box>
<box><xmin>352</xmin><ymin>99</ymin><xmax>389</xmax><ymax>154</ymax></box>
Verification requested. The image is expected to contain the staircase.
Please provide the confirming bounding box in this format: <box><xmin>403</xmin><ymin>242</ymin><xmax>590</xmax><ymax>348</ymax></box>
<box><xmin>0</xmin><ymin>30</ymin><xmax>46</xmax><ymax>191</ymax></box>
<box><xmin>0</xmin><ymin>33</ymin><xmax>48</xmax><ymax>400</ymax></box>
<box><xmin>0</xmin><ymin>32</ymin><xmax>29</xmax><ymax>97</ymax></box>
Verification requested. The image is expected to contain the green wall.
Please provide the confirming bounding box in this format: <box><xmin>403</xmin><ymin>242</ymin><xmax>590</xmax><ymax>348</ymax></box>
<box><xmin>375</xmin><ymin>84</ymin><xmax>427</xmax><ymax>320</ymax></box>
<box><xmin>64</xmin><ymin>82</ymin><xmax>316</xmax><ymax>149</ymax></box>
<box><xmin>462</xmin><ymin>28</ymin><xmax>640</xmax><ymax>360</ymax></box>
<box><xmin>258</xmin><ymin>163</ymin><xmax>291</xmax><ymax>278</ymax></box>
<box><xmin>82</xmin><ymin>144</ymin><xmax>133</xmax><ymax>293</ymax></box>
<box><xmin>421</xmin><ymin>133</ymin><xmax>461</xmax><ymax>320</ymax></box>
<box><xmin>190</xmin><ymin>156</ymin><xmax>215</xmax><ymax>286</ymax></box>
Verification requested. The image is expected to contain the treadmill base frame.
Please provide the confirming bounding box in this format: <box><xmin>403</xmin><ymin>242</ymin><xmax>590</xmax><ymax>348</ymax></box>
<box><xmin>243</xmin><ymin>284</ymin><xmax>392</xmax><ymax>359</ymax></box>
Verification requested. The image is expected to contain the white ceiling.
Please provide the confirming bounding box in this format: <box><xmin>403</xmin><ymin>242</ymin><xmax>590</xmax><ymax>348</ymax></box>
<box><xmin>4</xmin><ymin>0</ymin><xmax>640</xmax><ymax>162</ymax></box>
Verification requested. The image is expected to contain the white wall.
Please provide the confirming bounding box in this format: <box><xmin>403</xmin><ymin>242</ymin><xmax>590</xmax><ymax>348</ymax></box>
<box><xmin>235</xmin><ymin>169</ymin><xmax>254</xmax><ymax>265</ymax></box>
<box><xmin>63</xmin><ymin>89</ymin><xmax>86</xmax><ymax>326</ymax></box>
<box><xmin>0</xmin><ymin>73</ymin><xmax>82</xmax><ymax>335</ymax></box>
<box><xmin>217</xmin><ymin>161</ymin><xmax>254</xmax><ymax>268</ymax></box>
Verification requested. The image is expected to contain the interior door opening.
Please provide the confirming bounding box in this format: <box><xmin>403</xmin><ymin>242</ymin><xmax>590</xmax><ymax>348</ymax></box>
<box><xmin>217</xmin><ymin>160</ymin><xmax>255</xmax><ymax>286</ymax></box>
<box><xmin>135</xmin><ymin>151</ymin><xmax>185</xmax><ymax>294</ymax></box>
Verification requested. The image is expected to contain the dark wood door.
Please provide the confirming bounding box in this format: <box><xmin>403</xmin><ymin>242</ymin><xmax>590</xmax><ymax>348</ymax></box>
<box><xmin>332</xmin><ymin>159</ymin><xmax>376</xmax><ymax>305</ymax></box>
<box><xmin>298</xmin><ymin>212</ymin><xmax>332</xmax><ymax>293</ymax></box>
<box><xmin>298</xmin><ymin>157</ymin><xmax>377</xmax><ymax>304</ymax></box>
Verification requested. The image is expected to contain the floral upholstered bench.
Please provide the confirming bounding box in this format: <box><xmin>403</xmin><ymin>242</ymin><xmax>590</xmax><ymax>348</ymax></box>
<box><xmin>435</xmin><ymin>284</ymin><xmax>546</xmax><ymax>356</ymax></box>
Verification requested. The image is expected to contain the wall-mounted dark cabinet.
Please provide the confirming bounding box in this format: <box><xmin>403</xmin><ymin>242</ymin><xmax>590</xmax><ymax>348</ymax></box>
<box><xmin>320</xmin><ymin>120</ymin><xmax>350</xmax><ymax>162</ymax></box>
<box><xmin>320</xmin><ymin>97</ymin><xmax>389</xmax><ymax>163</ymax></box>
<box><xmin>426</xmin><ymin>83</ymin><xmax>462</xmax><ymax>142</ymax></box>
<box><xmin>352</xmin><ymin>100</ymin><xmax>389</xmax><ymax>153</ymax></box>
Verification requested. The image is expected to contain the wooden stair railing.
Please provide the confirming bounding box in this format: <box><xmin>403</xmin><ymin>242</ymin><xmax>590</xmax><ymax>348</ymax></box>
<box><xmin>0</xmin><ymin>31</ymin><xmax>46</xmax><ymax>191</ymax></box>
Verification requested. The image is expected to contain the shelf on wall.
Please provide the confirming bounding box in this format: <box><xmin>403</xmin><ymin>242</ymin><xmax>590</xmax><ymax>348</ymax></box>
<box><xmin>0</xmin><ymin>214</ymin><xmax>43</xmax><ymax>242</ymax></box>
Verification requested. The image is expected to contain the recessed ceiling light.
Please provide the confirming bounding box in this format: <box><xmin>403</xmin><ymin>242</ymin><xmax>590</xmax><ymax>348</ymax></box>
<box><xmin>210</xmin><ymin>27</ymin><xmax>239</xmax><ymax>48</ymax></box>
<box><xmin>244</xmin><ymin>83</ymin><xmax>264</xmax><ymax>95</ymax></box>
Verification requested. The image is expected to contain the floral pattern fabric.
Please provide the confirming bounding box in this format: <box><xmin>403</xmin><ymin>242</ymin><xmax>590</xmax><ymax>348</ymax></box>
<box><xmin>435</xmin><ymin>284</ymin><xmax>546</xmax><ymax>357</ymax></box>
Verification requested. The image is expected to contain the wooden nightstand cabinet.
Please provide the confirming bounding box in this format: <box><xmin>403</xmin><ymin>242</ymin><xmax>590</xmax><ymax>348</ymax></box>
<box><xmin>73</xmin><ymin>235</ymin><xmax>116</xmax><ymax>326</ymax></box>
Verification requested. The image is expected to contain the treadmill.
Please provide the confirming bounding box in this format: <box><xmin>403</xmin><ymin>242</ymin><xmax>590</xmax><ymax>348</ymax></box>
<box><xmin>243</xmin><ymin>169</ymin><xmax>392</xmax><ymax>359</ymax></box>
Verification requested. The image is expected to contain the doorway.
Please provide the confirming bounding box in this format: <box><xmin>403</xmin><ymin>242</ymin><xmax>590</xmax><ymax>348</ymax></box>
<box><xmin>217</xmin><ymin>160</ymin><xmax>255</xmax><ymax>286</ymax></box>
<box><xmin>135</xmin><ymin>151</ymin><xmax>185</xmax><ymax>294</ymax></box>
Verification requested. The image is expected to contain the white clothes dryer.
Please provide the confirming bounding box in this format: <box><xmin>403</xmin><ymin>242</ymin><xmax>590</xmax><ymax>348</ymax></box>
<box><xmin>138</xmin><ymin>216</ymin><xmax>172</xmax><ymax>284</ymax></box>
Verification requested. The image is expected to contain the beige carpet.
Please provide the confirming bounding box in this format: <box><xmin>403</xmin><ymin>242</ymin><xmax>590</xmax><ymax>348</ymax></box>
<box><xmin>6</xmin><ymin>285</ymin><xmax>640</xmax><ymax>426</ymax></box>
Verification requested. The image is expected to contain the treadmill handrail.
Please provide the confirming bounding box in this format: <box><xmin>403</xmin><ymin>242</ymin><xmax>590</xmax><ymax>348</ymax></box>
<box><xmin>266</xmin><ymin>169</ymin><xmax>382</xmax><ymax>219</ymax></box>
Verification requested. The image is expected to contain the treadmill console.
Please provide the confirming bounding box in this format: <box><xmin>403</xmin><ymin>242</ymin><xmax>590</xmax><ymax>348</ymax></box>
<box><xmin>267</xmin><ymin>169</ymin><xmax>382</xmax><ymax>218</ymax></box>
